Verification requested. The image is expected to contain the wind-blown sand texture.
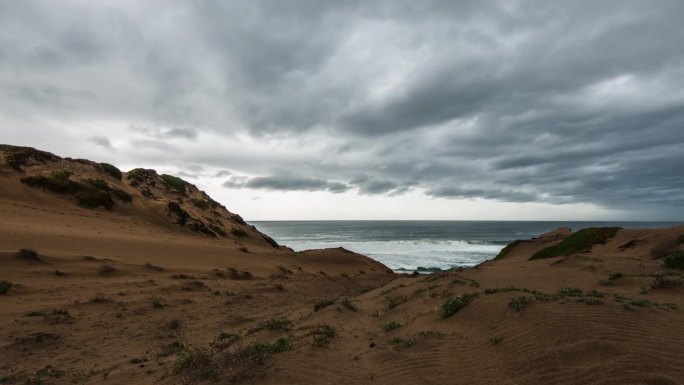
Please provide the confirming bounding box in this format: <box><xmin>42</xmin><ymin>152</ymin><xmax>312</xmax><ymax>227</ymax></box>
<box><xmin>1</xmin><ymin>145</ymin><xmax>683</xmax><ymax>385</ymax></box>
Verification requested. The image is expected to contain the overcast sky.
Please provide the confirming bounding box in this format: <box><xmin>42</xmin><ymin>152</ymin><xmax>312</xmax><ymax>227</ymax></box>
<box><xmin>1</xmin><ymin>1</ymin><xmax>683</xmax><ymax>220</ymax></box>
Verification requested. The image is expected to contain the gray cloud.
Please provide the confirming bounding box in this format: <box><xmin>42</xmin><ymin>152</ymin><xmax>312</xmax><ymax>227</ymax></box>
<box><xmin>89</xmin><ymin>136</ymin><xmax>112</xmax><ymax>149</ymax></box>
<box><xmin>242</xmin><ymin>176</ymin><xmax>350</xmax><ymax>194</ymax></box>
<box><xmin>1</xmin><ymin>1</ymin><xmax>684</xmax><ymax>218</ymax></box>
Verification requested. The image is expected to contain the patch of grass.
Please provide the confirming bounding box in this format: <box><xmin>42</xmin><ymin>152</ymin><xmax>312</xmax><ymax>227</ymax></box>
<box><xmin>608</xmin><ymin>272</ymin><xmax>624</xmax><ymax>281</ymax></box>
<box><xmin>341</xmin><ymin>298</ymin><xmax>358</xmax><ymax>312</ymax></box>
<box><xmin>161</xmin><ymin>174</ymin><xmax>187</xmax><ymax>194</ymax></box>
<box><xmin>173</xmin><ymin>347</ymin><xmax>219</xmax><ymax>382</ymax></box>
<box><xmin>26</xmin><ymin>310</ymin><xmax>46</xmax><ymax>317</ymax></box>
<box><xmin>227</xmin><ymin>268</ymin><xmax>253</xmax><ymax>280</ymax></box>
<box><xmin>310</xmin><ymin>325</ymin><xmax>336</xmax><ymax>347</ymax></box>
<box><xmin>530</xmin><ymin>227</ymin><xmax>620</xmax><ymax>260</ymax></box>
<box><xmin>508</xmin><ymin>296</ymin><xmax>531</xmax><ymax>312</ymax></box>
<box><xmin>584</xmin><ymin>298</ymin><xmax>603</xmax><ymax>305</ymax></box>
<box><xmin>17</xmin><ymin>248</ymin><xmax>40</xmax><ymax>261</ymax></box>
<box><xmin>100</xmin><ymin>163</ymin><xmax>122</xmax><ymax>180</ymax></box>
<box><xmin>439</xmin><ymin>293</ymin><xmax>478</xmax><ymax>318</ymax></box>
<box><xmin>98</xmin><ymin>263</ymin><xmax>117</xmax><ymax>275</ymax></box>
<box><xmin>387</xmin><ymin>295</ymin><xmax>407</xmax><ymax>310</ymax></box>
<box><xmin>190</xmin><ymin>198</ymin><xmax>210</xmax><ymax>210</ymax></box>
<box><xmin>382</xmin><ymin>321</ymin><xmax>402</xmax><ymax>332</ymax></box>
<box><xmin>495</xmin><ymin>240</ymin><xmax>522</xmax><ymax>260</ymax></box>
<box><xmin>264</xmin><ymin>317</ymin><xmax>292</xmax><ymax>332</ymax></box>
<box><xmin>389</xmin><ymin>337</ymin><xmax>413</xmax><ymax>347</ymax></box>
<box><xmin>21</xmin><ymin>172</ymin><xmax>116</xmax><ymax>210</ymax></box>
<box><xmin>381</xmin><ymin>284</ymin><xmax>406</xmax><ymax>295</ymax></box>
<box><xmin>314</xmin><ymin>298</ymin><xmax>336</xmax><ymax>312</ymax></box>
<box><xmin>111</xmin><ymin>188</ymin><xmax>132</xmax><ymax>203</ymax></box>
<box><xmin>558</xmin><ymin>287</ymin><xmax>583</xmax><ymax>297</ymax></box>
<box><xmin>664</xmin><ymin>252</ymin><xmax>684</xmax><ymax>270</ymax></box>
<box><xmin>54</xmin><ymin>270</ymin><xmax>66</xmax><ymax>277</ymax></box>
<box><xmin>269</xmin><ymin>336</ymin><xmax>292</xmax><ymax>353</ymax></box>
<box><xmin>151</xmin><ymin>297</ymin><xmax>166</xmax><ymax>308</ymax></box>
<box><xmin>490</xmin><ymin>336</ymin><xmax>503</xmax><ymax>345</ymax></box>
<box><xmin>651</xmin><ymin>276</ymin><xmax>683</xmax><ymax>289</ymax></box>
<box><xmin>84</xmin><ymin>178</ymin><xmax>110</xmax><ymax>191</ymax></box>
<box><xmin>452</xmin><ymin>277</ymin><xmax>480</xmax><ymax>288</ymax></box>
<box><xmin>0</xmin><ymin>280</ymin><xmax>12</xmax><ymax>294</ymax></box>
<box><xmin>75</xmin><ymin>189</ymin><xmax>114</xmax><ymax>209</ymax></box>
<box><xmin>211</xmin><ymin>332</ymin><xmax>241</xmax><ymax>350</ymax></box>
<box><xmin>230</xmin><ymin>227</ymin><xmax>248</xmax><ymax>237</ymax></box>
<box><xmin>144</xmin><ymin>263</ymin><xmax>164</xmax><ymax>271</ymax></box>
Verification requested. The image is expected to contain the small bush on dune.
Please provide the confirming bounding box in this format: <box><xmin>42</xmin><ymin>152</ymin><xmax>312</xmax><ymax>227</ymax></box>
<box><xmin>231</xmin><ymin>227</ymin><xmax>248</xmax><ymax>237</ymax></box>
<box><xmin>76</xmin><ymin>189</ymin><xmax>115</xmax><ymax>210</ymax></box>
<box><xmin>314</xmin><ymin>298</ymin><xmax>336</xmax><ymax>312</ymax></box>
<box><xmin>17</xmin><ymin>248</ymin><xmax>40</xmax><ymax>261</ymax></box>
<box><xmin>530</xmin><ymin>227</ymin><xmax>620</xmax><ymax>260</ymax></box>
<box><xmin>161</xmin><ymin>174</ymin><xmax>187</xmax><ymax>194</ymax></box>
<box><xmin>0</xmin><ymin>280</ymin><xmax>12</xmax><ymax>294</ymax></box>
<box><xmin>664</xmin><ymin>252</ymin><xmax>684</xmax><ymax>270</ymax></box>
<box><xmin>111</xmin><ymin>188</ymin><xmax>132</xmax><ymax>203</ymax></box>
<box><xmin>651</xmin><ymin>275</ymin><xmax>683</xmax><ymax>289</ymax></box>
<box><xmin>190</xmin><ymin>198</ymin><xmax>210</xmax><ymax>210</ymax></box>
<box><xmin>84</xmin><ymin>178</ymin><xmax>110</xmax><ymax>191</ymax></box>
<box><xmin>439</xmin><ymin>293</ymin><xmax>478</xmax><ymax>318</ymax></box>
<box><xmin>100</xmin><ymin>163</ymin><xmax>122</xmax><ymax>180</ymax></box>
<box><xmin>310</xmin><ymin>325</ymin><xmax>336</xmax><ymax>347</ymax></box>
<box><xmin>264</xmin><ymin>317</ymin><xmax>292</xmax><ymax>332</ymax></box>
<box><xmin>508</xmin><ymin>296</ymin><xmax>531</xmax><ymax>312</ymax></box>
<box><xmin>98</xmin><ymin>263</ymin><xmax>117</xmax><ymax>275</ymax></box>
<box><xmin>382</xmin><ymin>321</ymin><xmax>402</xmax><ymax>332</ymax></box>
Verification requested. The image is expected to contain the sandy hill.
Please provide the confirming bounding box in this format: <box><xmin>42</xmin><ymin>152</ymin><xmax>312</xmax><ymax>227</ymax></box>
<box><xmin>1</xmin><ymin>144</ymin><xmax>684</xmax><ymax>385</ymax></box>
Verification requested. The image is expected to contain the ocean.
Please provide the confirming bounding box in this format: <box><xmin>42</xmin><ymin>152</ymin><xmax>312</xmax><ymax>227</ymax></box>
<box><xmin>251</xmin><ymin>221</ymin><xmax>681</xmax><ymax>272</ymax></box>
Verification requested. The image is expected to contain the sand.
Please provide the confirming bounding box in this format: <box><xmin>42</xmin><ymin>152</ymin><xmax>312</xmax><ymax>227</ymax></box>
<box><xmin>1</xmin><ymin>145</ymin><xmax>684</xmax><ymax>385</ymax></box>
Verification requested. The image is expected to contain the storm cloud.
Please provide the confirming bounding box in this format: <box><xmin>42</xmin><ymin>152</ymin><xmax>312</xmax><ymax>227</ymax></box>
<box><xmin>1</xmin><ymin>1</ymin><xmax>683</xmax><ymax>219</ymax></box>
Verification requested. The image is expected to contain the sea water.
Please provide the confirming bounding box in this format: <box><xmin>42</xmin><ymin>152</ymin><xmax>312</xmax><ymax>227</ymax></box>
<box><xmin>250</xmin><ymin>221</ymin><xmax>681</xmax><ymax>272</ymax></box>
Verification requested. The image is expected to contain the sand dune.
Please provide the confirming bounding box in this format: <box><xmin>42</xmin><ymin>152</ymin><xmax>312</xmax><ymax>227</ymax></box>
<box><xmin>1</xmin><ymin>145</ymin><xmax>684</xmax><ymax>384</ymax></box>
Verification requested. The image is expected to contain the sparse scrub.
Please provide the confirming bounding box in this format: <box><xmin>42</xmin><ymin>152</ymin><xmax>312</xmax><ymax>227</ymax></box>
<box><xmin>161</xmin><ymin>174</ymin><xmax>187</xmax><ymax>194</ymax></box>
<box><xmin>314</xmin><ymin>298</ymin><xmax>336</xmax><ymax>312</ymax></box>
<box><xmin>651</xmin><ymin>275</ymin><xmax>683</xmax><ymax>289</ymax></box>
<box><xmin>558</xmin><ymin>287</ymin><xmax>583</xmax><ymax>297</ymax></box>
<box><xmin>389</xmin><ymin>337</ymin><xmax>413</xmax><ymax>347</ymax></box>
<box><xmin>151</xmin><ymin>297</ymin><xmax>166</xmax><ymax>308</ymax></box>
<box><xmin>310</xmin><ymin>325</ymin><xmax>336</xmax><ymax>347</ymax></box>
<box><xmin>54</xmin><ymin>270</ymin><xmax>66</xmax><ymax>277</ymax></box>
<box><xmin>211</xmin><ymin>332</ymin><xmax>241</xmax><ymax>350</ymax></box>
<box><xmin>111</xmin><ymin>188</ymin><xmax>132</xmax><ymax>203</ymax></box>
<box><xmin>98</xmin><ymin>263</ymin><xmax>117</xmax><ymax>275</ymax></box>
<box><xmin>508</xmin><ymin>296</ymin><xmax>531</xmax><ymax>312</ymax></box>
<box><xmin>341</xmin><ymin>298</ymin><xmax>359</xmax><ymax>312</ymax></box>
<box><xmin>490</xmin><ymin>336</ymin><xmax>503</xmax><ymax>345</ymax></box>
<box><xmin>530</xmin><ymin>227</ymin><xmax>620</xmax><ymax>260</ymax></box>
<box><xmin>387</xmin><ymin>295</ymin><xmax>407</xmax><ymax>310</ymax></box>
<box><xmin>144</xmin><ymin>263</ymin><xmax>164</xmax><ymax>271</ymax></box>
<box><xmin>495</xmin><ymin>240</ymin><xmax>522</xmax><ymax>260</ymax></box>
<box><xmin>227</xmin><ymin>268</ymin><xmax>253</xmax><ymax>280</ymax></box>
<box><xmin>664</xmin><ymin>252</ymin><xmax>684</xmax><ymax>270</ymax></box>
<box><xmin>584</xmin><ymin>298</ymin><xmax>603</xmax><ymax>305</ymax></box>
<box><xmin>608</xmin><ymin>272</ymin><xmax>624</xmax><ymax>281</ymax></box>
<box><xmin>265</xmin><ymin>317</ymin><xmax>293</xmax><ymax>332</ymax></box>
<box><xmin>190</xmin><ymin>198</ymin><xmax>210</xmax><ymax>210</ymax></box>
<box><xmin>439</xmin><ymin>293</ymin><xmax>477</xmax><ymax>318</ymax></box>
<box><xmin>100</xmin><ymin>163</ymin><xmax>122</xmax><ymax>180</ymax></box>
<box><xmin>382</xmin><ymin>321</ymin><xmax>402</xmax><ymax>332</ymax></box>
<box><xmin>0</xmin><ymin>280</ymin><xmax>12</xmax><ymax>294</ymax></box>
<box><xmin>230</xmin><ymin>227</ymin><xmax>248</xmax><ymax>237</ymax></box>
<box><xmin>17</xmin><ymin>248</ymin><xmax>40</xmax><ymax>261</ymax></box>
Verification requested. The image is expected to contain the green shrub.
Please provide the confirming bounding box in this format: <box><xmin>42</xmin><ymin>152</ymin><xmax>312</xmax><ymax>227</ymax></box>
<box><xmin>664</xmin><ymin>252</ymin><xmax>684</xmax><ymax>270</ymax></box>
<box><xmin>495</xmin><ymin>240</ymin><xmax>522</xmax><ymax>260</ymax></box>
<box><xmin>311</xmin><ymin>325</ymin><xmax>336</xmax><ymax>347</ymax></box>
<box><xmin>17</xmin><ymin>248</ymin><xmax>40</xmax><ymax>261</ymax></box>
<box><xmin>231</xmin><ymin>227</ymin><xmax>248</xmax><ymax>237</ymax></box>
<box><xmin>173</xmin><ymin>347</ymin><xmax>218</xmax><ymax>381</ymax></box>
<box><xmin>111</xmin><ymin>188</ymin><xmax>132</xmax><ymax>203</ymax></box>
<box><xmin>530</xmin><ymin>227</ymin><xmax>620</xmax><ymax>260</ymax></box>
<box><xmin>439</xmin><ymin>293</ymin><xmax>478</xmax><ymax>318</ymax></box>
<box><xmin>264</xmin><ymin>317</ymin><xmax>292</xmax><ymax>331</ymax></box>
<box><xmin>341</xmin><ymin>298</ymin><xmax>358</xmax><ymax>312</ymax></box>
<box><xmin>76</xmin><ymin>189</ymin><xmax>115</xmax><ymax>210</ymax></box>
<box><xmin>0</xmin><ymin>280</ymin><xmax>12</xmax><ymax>294</ymax></box>
<box><xmin>508</xmin><ymin>296</ymin><xmax>531</xmax><ymax>312</ymax></box>
<box><xmin>269</xmin><ymin>336</ymin><xmax>292</xmax><ymax>353</ymax></box>
<box><xmin>161</xmin><ymin>174</ymin><xmax>187</xmax><ymax>194</ymax></box>
<box><xmin>20</xmin><ymin>171</ymin><xmax>79</xmax><ymax>194</ymax></box>
<box><xmin>84</xmin><ymin>178</ymin><xmax>110</xmax><ymax>191</ymax></box>
<box><xmin>100</xmin><ymin>163</ymin><xmax>122</xmax><ymax>180</ymax></box>
<box><xmin>382</xmin><ymin>321</ymin><xmax>402</xmax><ymax>331</ymax></box>
<box><xmin>191</xmin><ymin>198</ymin><xmax>210</xmax><ymax>210</ymax></box>
<box><xmin>558</xmin><ymin>287</ymin><xmax>583</xmax><ymax>297</ymax></box>
<box><xmin>608</xmin><ymin>272</ymin><xmax>624</xmax><ymax>281</ymax></box>
<box><xmin>314</xmin><ymin>298</ymin><xmax>336</xmax><ymax>312</ymax></box>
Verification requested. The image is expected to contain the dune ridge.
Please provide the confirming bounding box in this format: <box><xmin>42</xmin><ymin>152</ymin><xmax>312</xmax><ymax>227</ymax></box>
<box><xmin>1</xmin><ymin>145</ymin><xmax>684</xmax><ymax>384</ymax></box>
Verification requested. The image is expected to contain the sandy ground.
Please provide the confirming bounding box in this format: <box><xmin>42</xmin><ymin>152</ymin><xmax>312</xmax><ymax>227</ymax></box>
<box><xmin>1</xmin><ymin>146</ymin><xmax>684</xmax><ymax>385</ymax></box>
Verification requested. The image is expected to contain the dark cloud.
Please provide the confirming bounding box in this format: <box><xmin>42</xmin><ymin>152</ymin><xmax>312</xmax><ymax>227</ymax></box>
<box><xmin>1</xmin><ymin>1</ymin><xmax>684</xmax><ymax>218</ymax></box>
<box><xmin>89</xmin><ymin>136</ymin><xmax>112</xmax><ymax>149</ymax></box>
<box><xmin>242</xmin><ymin>176</ymin><xmax>349</xmax><ymax>194</ymax></box>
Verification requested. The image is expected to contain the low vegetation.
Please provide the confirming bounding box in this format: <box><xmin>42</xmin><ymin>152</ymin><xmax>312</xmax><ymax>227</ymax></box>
<box><xmin>231</xmin><ymin>227</ymin><xmax>248</xmax><ymax>237</ymax></box>
<box><xmin>664</xmin><ymin>252</ymin><xmax>684</xmax><ymax>270</ymax></box>
<box><xmin>310</xmin><ymin>325</ymin><xmax>336</xmax><ymax>347</ymax></box>
<box><xmin>382</xmin><ymin>321</ymin><xmax>402</xmax><ymax>331</ymax></box>
<box><xmin>0</xmin><ymin>280</ymin><xmax>12</xmax><ymax>294</ymax></box>
<box><xmin>495</xmin><ymin>240</ymin><xmax>522</xmax><ymax>260</ymax></box>
<box><xmin>161</xmin><ymin>174</ymin><xmax>187</xmax><ymax>195</ymax></box>
<box><xmin>530</xmin><ymin>227</ymin><xmax>620</xmax><ymax>260</ymax></box>
<box><xmin>314</xmin><ymin>298</ymin><xmax>336</xmax><ymax>312</ymax></box>
<box><xmin>100</xmin><ymin>163</ymin><xmax>122</xmax><ymax>180</ymax></box>
<box><xmin>17</xmin><ymin>248</ymin><xmax>40</xmax><ymax>261</ymax></box>
<box><xmin>508</xmin><ymin>296</ymin><xmax>531</xmax><ymax>312</ymax></box>
<box><xmin>439</xmin><ymin>293</ymin><xmax>478</xmax><ymax>318</ymax></box>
